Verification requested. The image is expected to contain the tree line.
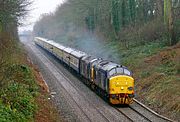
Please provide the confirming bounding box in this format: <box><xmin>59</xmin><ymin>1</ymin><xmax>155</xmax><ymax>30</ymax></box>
<box><xmin>34</xmin><ymin>0</ymin><xmax>180</xmax><ymax>47</ymax></box>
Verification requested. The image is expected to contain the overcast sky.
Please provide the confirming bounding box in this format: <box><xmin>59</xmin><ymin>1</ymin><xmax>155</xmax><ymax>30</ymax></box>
<box><xmin>19</xmin><ymin>0</ymin><xmax>65</xmax><ymax>32</ymax></box>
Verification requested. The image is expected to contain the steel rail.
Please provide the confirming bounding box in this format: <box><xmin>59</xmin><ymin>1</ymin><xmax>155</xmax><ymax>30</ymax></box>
<box><xmin>133</xmin><ymin>99</ymin><xmax>175</xmax><ymax>122</ymax></box>
<box><xmin>115</xmin><ymin>108</ymin><xmax>134</xmax><ymax>122</ymax></box>
<box><xmin>29</xmin><ymin>43</ymin><xmax>92</xmax><ymax>122</ymax></box>
<box><xmin>33</xmin><ymin>41</ymin><xmax>175</xmax><ymax>122</ymax></box>
<box><xmin>36</xmin><ymin>44</ymin><xmax>112</xmax><ymax>122</ymax></box>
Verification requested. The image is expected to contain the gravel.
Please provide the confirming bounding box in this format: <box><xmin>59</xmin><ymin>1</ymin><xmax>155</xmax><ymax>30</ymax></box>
<box><xmin>21</xmin><ymin>37</ymin><xmax>130</xmax><ymax>122</ymax></box>
<box><xmin>21</xmin><ymin>36</ymin><xmax>171</xmax><ymax>122</ymax></box>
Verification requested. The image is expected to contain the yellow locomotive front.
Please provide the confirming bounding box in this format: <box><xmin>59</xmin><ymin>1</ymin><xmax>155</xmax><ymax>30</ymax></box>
<box><xmin>107</xmin><ymin>67</ymin><xmax>134</xmax><ymax>105</ymax></box>
<box><xmin>109</xmin><ymin>75</ymin><xmax>134</xmax><ymax>104</ymax></box>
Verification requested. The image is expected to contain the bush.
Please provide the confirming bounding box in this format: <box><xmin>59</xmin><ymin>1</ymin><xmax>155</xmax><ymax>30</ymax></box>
<box><xmin>0</xmin><ymin>99</ymin><xmax>27</xmax><ymax>122</ymax></box>
<box><xmin>0</xmin><ymin>64</ymin><xmax>38</xmax><ymax>121</ymax></box>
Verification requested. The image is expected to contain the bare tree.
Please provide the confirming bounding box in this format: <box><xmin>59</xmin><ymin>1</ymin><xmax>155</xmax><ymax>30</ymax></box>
<box><xmin>0</xmin><ymin>0</ymin><xmax>32</xmax><ymax>32</ymax></box>
<box><xmin>164</xmin><ymin>0</ymin><xmax>177</xmax><ymax>45</ymax></box>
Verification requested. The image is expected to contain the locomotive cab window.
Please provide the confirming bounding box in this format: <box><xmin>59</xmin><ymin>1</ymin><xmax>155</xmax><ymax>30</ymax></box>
<box><xmin>124</xmin><ymin>69</ymin><xmax>131</xmax><ymax>76</ymax></box>
<box><xmin>108</xmin><ymin>68</ymin><xmax>116</xmax><ymax>76</ymax></box>
<box><xmin>116</xmin><ymin>68</ymin><xmax>123</xmax><ymax>74</ymax></box>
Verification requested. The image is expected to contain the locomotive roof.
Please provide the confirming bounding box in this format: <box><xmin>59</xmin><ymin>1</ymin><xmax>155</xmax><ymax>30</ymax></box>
<box><xmin>97</xmin><ymin>60</ymin><xmax>128</xmax><ymax>71</ymax></box>
<box><xmin>102</xmin><ymin>62</ymin><xmax>119</xmax><ymax>71</ymax></box>
<box><xmin>98</xmin><ymin>61</ymin><xmax>119</xmax><ymax>71</ymax></box>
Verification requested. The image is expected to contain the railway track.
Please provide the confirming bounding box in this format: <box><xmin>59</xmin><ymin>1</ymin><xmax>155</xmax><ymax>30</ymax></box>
<box><xmin>31</xmin><ymin>43</ymin><xmax>111</xmax><ymax>121</ymax></box>
<box><xmin>26</xmin><ymin>41</ymin><xmax>131</xmax><ymax>122</ymax></box>
<box><xmin>49</xmin><ymin>45</ymin><xmax>174</xmax><ymax>122</ymax></box>
<box><xmin>131</xmin><ymin>99</ymin><xmax>174</xmax><ymax>122</ymax></box>
<box><xmin>115</xmin><ymin>106</ymin><xmax>151</xmax><ymax>122</ymax></box>
<box><xmin>27</xmin><ymin>42</ymin><xmax>92</xmax><ymax>121</ymax></box>
<box><xmin>23</xmin><ymin>39</ymin><xmax>175</xmax><ymax>122</ymax></box>
<box><xmin>38</xmin><ymin>44</ymin><xmax>132</xmax><ymax>122</ymax></box>
<box><xmin>115</xmin><ymin>108</ymin><xmax>133</xmax><ymax>122</ymax></box>
<box><xmin>49</xmin><ymin>56</ymin><xmax>112</xmax><ymax>122</ymax></box>
<box><xmin>114</xmin><ymin>99</ymin><xmax>174</xmax><ymax>122</ymax></box>
<box><xmin>37</xmin><ymin>43</ymin><xmax>174</xmax><ymax>122</ymax></box>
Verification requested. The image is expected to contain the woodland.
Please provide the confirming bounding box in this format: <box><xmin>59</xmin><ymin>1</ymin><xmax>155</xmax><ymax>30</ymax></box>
<box><xmin>33</xmin><ymin>0</ymin><xmax>180</xmax><ymax>120</ymax></box>
<box><xmin>34</xmin><ymin>0</ymin><xmax>180</xmax><ymax>47</ymax></box>
<box><xmin>0</xmin><ymin>0</ymin><xmax>179</xmax><ymax>121</ymax></box>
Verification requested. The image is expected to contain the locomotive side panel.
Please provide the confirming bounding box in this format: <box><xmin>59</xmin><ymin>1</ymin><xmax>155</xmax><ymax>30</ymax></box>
<box><xmin>93</xmin><ymin>69</ymin><xmax>108</xmax><ymax>91</ymax></box>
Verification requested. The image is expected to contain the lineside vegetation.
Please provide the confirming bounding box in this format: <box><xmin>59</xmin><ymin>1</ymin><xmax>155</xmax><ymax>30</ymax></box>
<box><xmin>33</xmin><ymin>0</ymin><xmax>180</xmax><ymax>120</ymax></box>
<box><xmin>0</xmin><ymin>0</ymin><xmax>61</xmax><ymax>121</ymax></box>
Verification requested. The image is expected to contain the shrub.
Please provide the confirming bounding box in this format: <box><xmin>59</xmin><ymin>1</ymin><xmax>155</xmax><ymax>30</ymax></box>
<box><xmin>0</xmin><ymin>64</ymin><xmax>38</xmax><ymax>121</ymax></box>
<box><xmin>0</xmin><ymin>82</ymin><xmax>37</xmax><ymax>121</ymax></box>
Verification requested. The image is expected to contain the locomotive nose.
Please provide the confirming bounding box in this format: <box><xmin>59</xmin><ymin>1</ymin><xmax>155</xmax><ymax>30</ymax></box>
<box><xmin>109</xmin><ymin>75</ymin><xmax>134</xmax><ymax>94</ymax></box>
<box><xmin>109</xmin><ymin>75</ymin><xmax>134</xmax><ymax>104</ymax></box>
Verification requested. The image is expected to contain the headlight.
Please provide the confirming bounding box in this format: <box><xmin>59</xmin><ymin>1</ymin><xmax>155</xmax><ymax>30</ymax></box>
<box><xmin>128</xmin><ymin>87</ymin><xmax>133</xmax><ymax>91</ymax></box>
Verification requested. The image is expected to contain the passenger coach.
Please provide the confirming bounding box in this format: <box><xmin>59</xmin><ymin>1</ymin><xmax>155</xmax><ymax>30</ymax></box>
<box><xmin>34</xmin><ymin>37</ymin><xmax>135</xmax><ymax>105</ymax></box>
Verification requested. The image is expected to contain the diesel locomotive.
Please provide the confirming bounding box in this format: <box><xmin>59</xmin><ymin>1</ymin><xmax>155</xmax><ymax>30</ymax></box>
<box><xmin>34</xmin><ymin>37</ymin><xmax>135</xmax><ymax>104</ymax></box>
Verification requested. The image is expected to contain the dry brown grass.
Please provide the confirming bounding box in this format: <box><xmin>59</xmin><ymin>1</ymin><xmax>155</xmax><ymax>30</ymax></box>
<box><xmin>134</xmin><ymin>42</ymin><xmax>180</xmax><ymax>120</ymax></box>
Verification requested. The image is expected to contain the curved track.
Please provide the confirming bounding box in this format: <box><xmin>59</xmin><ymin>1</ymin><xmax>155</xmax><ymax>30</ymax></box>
<box><xmin>23</xmin><ymin>39</ymin><xmax>130</xmax><ymax>122</ymax></box>
<box><xmin>115</xmin><ymin>107</ymin><xmax>151</xmax><ymax>122</ymax></box>
<box><xmin>21</xmin><ymin>37</ymin><xmax>174</xmax><ymax>122</ymax></box>
<box><xmin>115</xmin><ymin>99</ymin><xmax>174</xmax><ymax>122</ymax></box>
<box><xmin>131</xmin><ymin>99</ymin><xmax>174</xmax><ymax>122</ymax></box>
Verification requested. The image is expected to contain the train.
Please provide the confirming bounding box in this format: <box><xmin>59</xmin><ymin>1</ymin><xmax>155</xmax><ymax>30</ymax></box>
<box><xmin>34</xmin><ymin>37</ymin><xmax>135</xmax><ymax>105</ymax></box>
